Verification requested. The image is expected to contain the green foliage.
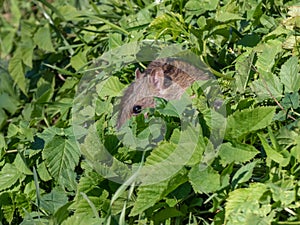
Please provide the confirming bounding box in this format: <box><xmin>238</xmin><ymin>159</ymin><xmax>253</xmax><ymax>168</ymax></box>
<box><xmin>0</xmin><ymin>0</ymin><xmax>300</xmax><ymax>224</ymax></box>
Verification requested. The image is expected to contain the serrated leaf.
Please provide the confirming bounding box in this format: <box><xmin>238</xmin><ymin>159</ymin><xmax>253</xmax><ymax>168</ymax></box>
<box><xmin>71</xmin><ymin>50</ymin><xmax>88</xmax><ymax>71</ymax></box>
<box><xmin>40</xmin><ymin>188</ymin><xmax>68</xmax><ymax>214</ymax></box>
<box><xmin>8</xmin><ymin>49</ymin><xmax>26</xmax><ymax>94</ymax></box>
<box><xmin>137</xmin><ymin>121</ymin><xmax>201</xmax><ymax>184</ymax></box>
<box><xmin>235</xmin><ymin>52</ymin><xmax>254</xmax><ymax>93</ymax></box>
<box><xmin>255</xmin><ymin>40</ymin><xmax>282</xmax><ymax>72</ymax></box>
<box><xmin>14</xmin><ymin>154</ymin><xmax>33</xmax><ymax>175</ymax></box>
<box><xmin>33</xmin><ymin>24</ymin><xmax>55</xmax><ymax>52</ymax></box>
<box><xmin>185</xmin><ymin>0</ymin><xmax>218</xmax><ymax>15</ymax></box>
<box><xmin>225</xmin><ymin>183</ymin><xmax>272</xmax><ymax>224</ymax></box>
<box><xmin>130</xmin><ymin>169</ymin><xmax>188</xmax><ymax>216</ymax></box>
<box><xmin>35</xmin><ymin>75</ymin><xmax>55</xmax><ymax>103</ymax></box>
<box><xmin>215</xmin><ymin>11</ymin><xmax>244</xmax><ymax>22</ymax></box>
<box><xmin>0</xmin><ymin>93</ymin><xmax>19</xmax><ymax>114</ymax></box>
<box><xmin>20</xmin><ymin>36</ymin><xmax>34</xmax><ymax>68</ymax></box>
<box><xmin>189</xmin><ymin>166</ymin><xmax>220</xmax><ymax>194</ymax></box>
<box><xmin>279</xmin><ymin>56</ymin><xmax>300</xmax><ymax>93</ymax></box>
<box><xmin>0</xmin><ymin>28</ymin><xmax>15</xmax><ymax>57</ymax></box>
<box><xmin>61</xmin><ymin>214</ymin><xmax>104</xmax><ymax>225</ymax></box>
<box><xmin>42</xmin><ymin>135</ymin><xmax>80</xmax><ymax>180</ymax></box>
<box><xmin>219</xmin><ymin>142</ymin><xmax>259</xmax><ymax>165</ymax></box>
<box><xmin>96</xmin><ymin>76</ymin><xmax>126</xmax><ymax>98</ymax></box>
<box><xmin>225</xmin><ymin>107</ymin><xmax>276</xmax><ymax>139</ymax></box>
<box><xmin>251</xmin><ymin>70</ymin><xmax>283</xmax><ymax>100</ymax></box>
<box><xmin>0</xmin><ymin>133</ymin><xmax>7</xmax><ymax>152</ymax></box>
<box><xmin>0</xmin><ymin>163</ymin><xmax>23</xmax><ymax>191</ymax></box>
<box><xmin>1</xmin><ymin>192</ymin><xmax>15</xmax><ymax>224</ymax></box>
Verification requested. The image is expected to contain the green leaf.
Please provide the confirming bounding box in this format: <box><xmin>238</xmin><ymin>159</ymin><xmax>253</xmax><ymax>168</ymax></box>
<box><xmin>225</xmin><ymin>107</ymin><xmax>276</xmax><ymax>139</ymax></box>
<box><xmin>40</xmin><ymin>188</ymin><xmax>68</xmax><ymax>214</ymax></box>
<box><xmin>14</xmin><ymin>154</ymin><xmax>33</xmax><ymax>175</ymax></box>
<box><xmin>0</xmin><ymin>163</ymin><xmax>23</xmax><ymax>191</ymax></box>
<box><xmin>71</xmin><ymin>50</ymin><xmax>88</xmax><ymax>71</ymax></box>
<box><xmin>0</xmin><ymin>192</ymin><xmax>15</xmax><ymax>224</ymax></box>
<box><xmin>185</xmin><ymin>0</ymin><xmax>218</xmax><ymax>16</ymax></box>
<box><xmin>42</xmin><ymin>135</ymin><xmax>80</xmax><ymax>181</ymax></box>
<box><xmin>235</xmin><ymin>52</ymin><xmax>254</xmax><ymax>93</ymax></box>
<box><xmin>255</xmin><ymin>40</ymin><xmax>282</xmax><ymax>72</ymax></box>
<box><xmin>37</xmin><ymin>162</ymin><xmax>52</xmax><ymax>182</ymax></box>
<box><xmin>0</xmin><ymin>93</ymin><xmax>19</xmax><ymax>114</ymax></box>
<box><xmin>137</xmin><ymin>121</ymin><xmax>201</xmax><ymax>184</ymax></box>
<box><xmin>279</xmin><ymin>56</ymin><xmax>300</xmax><ymax>93</ymax></box>
<box><xmin>231</xmin><ymin>161</ymin><xmax>257</xmax><ymax>187</ymax></box>
<box><xmin>215</xmin><ymin>11</ymin><xmax>244</xmax><ymax>22</ymax></box>
<box><xmin>8</xmin><ymin>48</ymin><xmax>26</xmax><ymax>94</ymax></box>
<box><xmin>96</xmin><ymin>76</ymin><xmax>126</xmax><ymax>98</ymax></box>
<box><xmin>189</xmin><ymin>166</ymin><xmax>221</xmax><ymax>194</ymax></box>
<box><xmin>225</xmin><ymin>183</ymin><xmax>273</xmax><ymax>224</ymax></box>
<box><xmin>218</xmin><ymin>142</ymin><xmax>259</xmax><ymax>165</ymax></box>
<box><xmin>129</xmin><ymin>169</ymin><xmax>188</xmax><ymax>216</ymax></box>
<box><xmin>0</xmin><ymin>133</ymin><xmax>7</xmax><ymax>152</ymax></box>
<box><xmin>258</xmin><ymin>133</ymin><xmax>290</xmax><ymax>167</ymax></box>
<box><xmin>251</xmin><ymin>70</ymin><xmax>283</xmax><ymax>100</ymax></box>
<box><xmin>33</xmin><ymin>24</ymin><xmax>55</xmax><ymax>52</ymax></box>
<box><xmin>35</xmin><ymin>74</ymin><xmax>55</xmax><ymax>103</ymax></box>
<box><xmin>153</xmin><ymin>207</ymin><xmax>184</xmax><ymax>224</ymax></box>
<box><xmin>0</xmin><ymin>27</ymin><xmax>16</xmax><ymax>58</ymax></box>
<box><xmin>61</xmin><ymin>215</ymin><xmax>104</xmax><ymax>225</ymax></box>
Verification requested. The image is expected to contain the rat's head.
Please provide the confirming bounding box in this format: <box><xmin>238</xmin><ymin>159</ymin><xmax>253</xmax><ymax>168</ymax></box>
<box><xmin>116</xmin><ymin>59</ymin><xmax>203</xmax><ymax>129</ymax></box>
<box><xmin>116</xmin><ymin>67</ymin><xmax>166</xmax><ymax>129</ymax></box>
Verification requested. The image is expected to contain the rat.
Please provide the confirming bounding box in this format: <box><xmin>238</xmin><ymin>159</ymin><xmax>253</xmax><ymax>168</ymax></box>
<box><xmin>116</xmin><ymin>58</ymin><xmax>210</xmax><ymax>129</ymax></box>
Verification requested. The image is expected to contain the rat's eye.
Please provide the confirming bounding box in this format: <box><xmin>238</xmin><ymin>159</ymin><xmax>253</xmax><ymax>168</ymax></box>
<box><xmin>132</xmin><ymin>105</ymin><xmax>142</xmax><ymax>114</ymax></box>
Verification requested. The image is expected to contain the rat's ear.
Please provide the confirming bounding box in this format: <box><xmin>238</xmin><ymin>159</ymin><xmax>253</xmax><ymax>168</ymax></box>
<box><xmin>149</xmin><ymin>67</ymin><xmax>164</xmax><ymax>90</ymax></box>
<box><xmin>135</xmin><ymin>68</ymin><xmax>143</xmax><ymax>79</ymax></box>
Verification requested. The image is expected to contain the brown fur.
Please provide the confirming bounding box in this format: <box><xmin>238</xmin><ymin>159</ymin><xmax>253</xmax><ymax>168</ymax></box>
<box><xmin>116</xmin><ymin>58</ymin><xmax>209</xmax><ymax>129</ymax></box>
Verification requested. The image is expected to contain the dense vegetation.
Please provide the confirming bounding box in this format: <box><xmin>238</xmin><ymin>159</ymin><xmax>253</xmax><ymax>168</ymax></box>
<box><xmin>1</xmin><ymin>0</ymin><xmax>300</xmax><ymax>224</ymax></box>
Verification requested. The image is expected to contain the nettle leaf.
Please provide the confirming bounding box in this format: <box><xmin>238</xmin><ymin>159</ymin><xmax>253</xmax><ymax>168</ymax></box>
<box><xmin>255</xmin><ymin>40</ymin><xmax>282</xmax><ymax>72</ymax></box>
<box><xmin>35</xmin><ymin>74</ymin><xmax>55</xmax><ymax>103</ymax></box>
<box><xmin>215</xmin><ymin>11</ymin><xmax>244</xmax><ymax>22</ymax></box>
<box><xmin>61</xmin><ymin>215</ymin><xmax>104</xmax><ymax>225</ymax></box>
<box><xmin>20</xmin><ymin>36</ymin><xmax>34</xmax><ymax>68</ymax></box>
<box><xmin>189</xmin><ymin>166</ymin><xmax>221</xmax><ymax>194</ymax></box>
<box><xmin>33</xmin><ymin>24</ymin><xmax>55</xmax><ymax>52</ymax></box>
<box><xmin>40</xmin><ymin>188</ymin><xmax>68</xmax><ymax>215</ymax></box>
<box><xmin>0</xmin><ymin>163</ymin><xmax>24</xmax><ymax>191</ymax></box>
<box><xmin>225</xmin><ymin>183</ymin><xmax>274</xmax><ymax>224</ymax></box>
<box><xmin>149</xmin><ymin>12</ymin><xmax>188</xmax><ymax>38</ymax></box>
<box><xmin>235</xmin><ymin>52</ymin><xmax>255</xmax><ymax>93</ymax></box>
<box><xmin>71</xmin><ymin>50</ymin><xmax>88</xmax><ymax>71</ymax></box>
<box><xmin>129</xmin><ymin>168</ymin><xmax>188</xmax><ymax>216</ymax></box>
<box><xmin>129</xmin><ymin>123</ymin><xmax>200</xmax><ymax>216</ymax></box>
<box><xmin>279</xmin><ymin>56</ymin><xmax>300</xmax><ymax>93</ymax></box>
<box><xmin>0</xmin><ymin>133</ymin><xmax>7</xmax><ymax>151</ymax></box>
<box><xmin>96</xmin><ymin>76</ymin><xmax>126</xmax><ymax>98</ymax></box>
<box><xmin>8</xmin><ymin>48</ymin><xmax>26</xmax><ymax>94</ymax></box>
<box><xmin>0</xmin><ymin>93</ymin><xmax>19</xmax><ymax>114</ymax></box>
<box><xmin>1</xmin><ymin>192</ymin><xmax>15</xmax><ymax>224</ymax></box>
<box><xmin>138</xmin><ymin>121</ymin><xmax>201</xmax><ymax>184</ymax></box>
<box><xmin>42</xmin><ymin>135</ymin><xmax>80</xmax><ymax>182</ymax></box>
<box><xmin>225</xmin><ymin>107</ymin><xmax>276</xmax><ymax>139</ymax></box>
<box><xmin>185</xmin><ymin>0</ymin><xmax>218</xmax><ymax>16</ymax></box>
<box><xmin>251</xmin><ymin>70</ymin><xmax>283</xmax><ymax>100</ymax></box>
<box><xmin>218</xmin><ymin>142</ymin><xmax>259</xmax><ymax>165</ymax></box>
